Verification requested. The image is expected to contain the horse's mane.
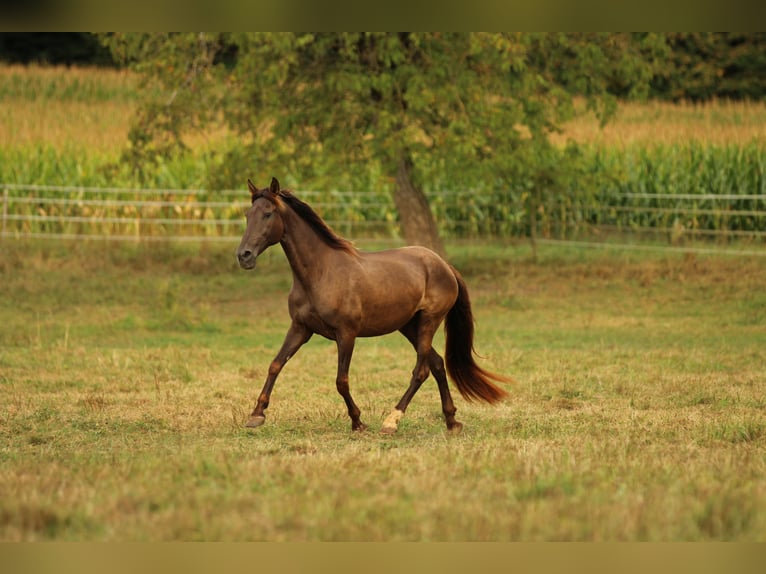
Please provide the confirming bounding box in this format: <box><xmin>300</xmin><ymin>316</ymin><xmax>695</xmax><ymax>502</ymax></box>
<box><xmin>279</xmin><ymin>190</ymin><xmax>357</xmax><ymax>254</ymax></box>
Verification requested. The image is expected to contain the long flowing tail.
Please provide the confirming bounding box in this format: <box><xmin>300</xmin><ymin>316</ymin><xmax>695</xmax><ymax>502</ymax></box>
<box><xmin>444</xmin><ymin>266</ymin><xmax>512</xmax><ymax>403</ymax></box>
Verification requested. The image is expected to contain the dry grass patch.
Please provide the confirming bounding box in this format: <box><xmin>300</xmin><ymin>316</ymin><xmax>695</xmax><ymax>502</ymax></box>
<box><xmin>554</xmin><ymin>98</ymin><xmax>766</xmax><ymax>148</ymax></box>
<box><xmin>1</xmin><ymin>241</ymin><xmax>765</xmax><ymax>540</ymax></box>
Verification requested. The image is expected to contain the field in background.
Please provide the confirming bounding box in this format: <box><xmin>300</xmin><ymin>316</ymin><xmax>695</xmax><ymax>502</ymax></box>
<box><xmin>1</xmin><ymin>240</ymin><xmax>765</xmax><ymax>540</ymax></box>
<box><xmin>2</xmin><ymin>64</ymin><xmax>765</xmax><ymax>247</ymax></box>
<box><xmin>0</xmin><ymin>64</ymin><xmax>225</xmax><ymax>189</ymax></box>
<box><xmin>3</xmin><ymin>64</ymin><xmax>766</xmax><ymax>154</ymax></box>
<box><xmin>0</xmin><ymin>64</ymin><xmax>138</xmax><ymax>152</ymax></box>
<box><xmin>553</xmin><ymin>98</ymin><xmax>766</xmax><ymax>148</ymax></box>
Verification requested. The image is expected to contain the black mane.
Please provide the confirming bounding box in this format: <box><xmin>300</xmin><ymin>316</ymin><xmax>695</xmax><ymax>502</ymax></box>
<box><xmin>279</xmin><ymin>190</ymin><xmax>356</xmax><ymax>253</ymax></box>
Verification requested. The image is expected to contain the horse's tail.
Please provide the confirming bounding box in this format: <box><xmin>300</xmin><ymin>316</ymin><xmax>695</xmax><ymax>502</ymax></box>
<box><xmin>444</xmin><ymin>266</ymin><xmax>512</xmax><ymax>404</ymax></box>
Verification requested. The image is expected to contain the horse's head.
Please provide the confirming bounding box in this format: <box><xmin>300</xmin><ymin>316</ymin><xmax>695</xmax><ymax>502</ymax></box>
<box><xmin>236</xmin><ymin>177</ymin><xmax>286</xmax><ymax>270</ymax></box>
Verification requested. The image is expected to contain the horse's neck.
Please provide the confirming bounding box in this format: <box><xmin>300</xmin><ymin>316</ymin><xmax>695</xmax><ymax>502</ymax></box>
<box><xmin>279</xmin><ymin>208</ymin><xmax>344</xmax><ymax>288</ymax></box>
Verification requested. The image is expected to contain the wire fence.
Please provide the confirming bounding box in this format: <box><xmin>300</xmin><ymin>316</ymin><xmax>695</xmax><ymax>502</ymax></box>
<box><xmin>0</xmin><ymin>184</ymin><xmax>400</xmax><ymax>244</ymax></box>
<box><xmin>2</xmin><ymin>183</ymin><xmax>766</xmax><ymax>255</ymax></box>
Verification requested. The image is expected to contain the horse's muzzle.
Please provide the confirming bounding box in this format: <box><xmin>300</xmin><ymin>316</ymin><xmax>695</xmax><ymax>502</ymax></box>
<box><xmin>237</xmin><ymin>249</ymin><xmax>257</xmax><ymax>270</ymax></box>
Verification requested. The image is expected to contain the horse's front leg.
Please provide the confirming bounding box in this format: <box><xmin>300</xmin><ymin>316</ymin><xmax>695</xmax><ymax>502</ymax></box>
<box><xmin>246</xmin><ymin>321</ymin><xmax>312</xmax><ymax>428</ymax></box>
<box><xmin>335</xmin><ymin>332</ymin><xmax>367</xmax><ymax>431</ymax></box>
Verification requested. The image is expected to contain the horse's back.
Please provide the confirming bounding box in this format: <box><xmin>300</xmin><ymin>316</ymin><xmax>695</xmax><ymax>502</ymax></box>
<box><xmin>362</xmin><ymin>245</ymin><xmax>454</xmax><ymax>287</ymax></box>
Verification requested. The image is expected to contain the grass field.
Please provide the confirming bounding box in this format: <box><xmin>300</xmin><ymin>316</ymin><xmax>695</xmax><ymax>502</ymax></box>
<box><xmin>0</xmin><ymin>64</ymin><xmax>138</xmax><ymax>153</ymax></box>
<box><xmin>1</xmin><ymin>239</ymin><xmax>765</xmax><ymax>540</ymax></box>
<box><xmin>552</xmin><ymin>98</ymin><xmax>766</xmax><ymax>148</ymax></box>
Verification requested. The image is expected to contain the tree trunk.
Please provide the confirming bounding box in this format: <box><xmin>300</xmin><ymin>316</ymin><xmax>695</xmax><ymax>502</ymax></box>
<box><xmin>392</xmin><ymin>155</ymin><xmax>446</xmax><ymax>258</ymax></box>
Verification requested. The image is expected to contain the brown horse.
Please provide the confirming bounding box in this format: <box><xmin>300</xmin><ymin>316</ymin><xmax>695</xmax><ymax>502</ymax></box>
<box><xmin>236</xmin><ymin>177</ymin><xmax>511</xmax><ymax>434</ymax></box>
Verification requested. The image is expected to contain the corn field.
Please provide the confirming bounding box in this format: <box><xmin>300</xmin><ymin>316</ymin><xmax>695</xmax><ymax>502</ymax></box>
<box><xmin>3</xmin><ymin>140</ymin><xmax>765</xmax><ymax>246</ymax></box>
<box><xmin>553</xmin><ymin>142</ymin><xmax>766</xmax><ymax>243</ymax></box>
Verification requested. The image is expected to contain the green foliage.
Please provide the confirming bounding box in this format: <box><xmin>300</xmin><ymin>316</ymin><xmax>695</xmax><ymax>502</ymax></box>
<box><xmin>9</xmin><ymin>32</ymin><xmax>766</xmax><ymax>102</ymax></box>
<box><xmin>101</xmin><ymin>33</ymin><xmax>229</xmax><ymax>169</ymax></box>
<box><xmin>425</xmin><ymin>141</ymin><xmax>766</xmax><ymax>241</ymax></box>
<box><xmin>651</xmin><ymin>33</ymin><xmax>766</xmax><ymax>101</ymax></box>
<box><xmin>98</xmin><ymin>33</ymin><xmax>657</xmax><ymax>206</ymax></box>
<box><xmin>586</xmin><ymin>142</ymin><xmax>766</xmax><ymax>239</ymax></box>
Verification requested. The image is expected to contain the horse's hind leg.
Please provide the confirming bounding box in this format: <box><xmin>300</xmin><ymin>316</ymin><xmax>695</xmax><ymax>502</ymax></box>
<box><xmin>381</xmin><ymin>350</ymin><xmax>429</xmax><ymax>434</ymax></box>
<box><xmin>383</xmin><ymin>316</ymin><xmax>459</xmax><ymax>434</ymax></box>
<box><xmin>428</xmin><ymin>349</ymin><xmax>463</xmax><ymax>433</ymax></box>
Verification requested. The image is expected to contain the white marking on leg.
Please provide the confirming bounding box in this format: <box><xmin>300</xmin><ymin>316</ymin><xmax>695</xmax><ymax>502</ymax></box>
<box><xmin>381</xmin><ymin>408</ymin><xmax>404</xmax><ymax>433</ymax></box>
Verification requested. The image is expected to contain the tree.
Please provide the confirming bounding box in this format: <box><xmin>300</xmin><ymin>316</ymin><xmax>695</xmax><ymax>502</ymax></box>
<box><xmin>101</xmin><ymin>33</ymin><xmax>662</xmax><ymax>255</ymax></box>
<box><xmin>650</xmin><ymin>33</ymin><xmax>766</xmax><ymax>101</ymax></box>
<box><xmin>0</xmin><ymin>33</ymin><xmax>115</xmax><ymax>66</ymax></box>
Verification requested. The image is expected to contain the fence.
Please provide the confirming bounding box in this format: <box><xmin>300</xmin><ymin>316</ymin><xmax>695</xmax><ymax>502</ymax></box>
<box><xmin>0</xmin><ymin>184</ymin><xmax>398</xmax><ymax>244</ymax></box>
<box><xmin>2</xmin><ymin>183</ymin><xmax>766</xmax><ymax>255</ymax></box>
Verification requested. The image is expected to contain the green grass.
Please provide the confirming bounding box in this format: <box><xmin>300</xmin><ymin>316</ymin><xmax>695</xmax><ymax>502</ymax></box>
<box><xmin>1</xmin><ymin>239</ymin><xmax>765</xmax><ymax>540</ymax></box>
<box><xmin>0</xmin><ymin>64</ymin><xmax>140</xmax><ymax>103</ymax></box>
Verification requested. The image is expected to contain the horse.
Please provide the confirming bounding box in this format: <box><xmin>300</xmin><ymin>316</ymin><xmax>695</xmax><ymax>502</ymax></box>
<box><xmin>236</xmin><ymin>177</ymin><xmax>512</xmax><ymax>434</ymax></box>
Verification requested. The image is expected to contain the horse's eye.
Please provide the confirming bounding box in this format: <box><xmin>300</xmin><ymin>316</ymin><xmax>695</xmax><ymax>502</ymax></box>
<box><xmin>264</xmin><ymin>212</ymin><xmax>273</xmax><ymax>219</ymax></box>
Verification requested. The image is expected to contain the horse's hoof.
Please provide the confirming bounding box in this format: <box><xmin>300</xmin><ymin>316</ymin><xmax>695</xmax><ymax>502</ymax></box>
<box><xmin>447</xmin><ymin>421</ymin><xmax>464</xmax><ymax>435</ymax></box>
<box><xmin>245</xmin><ymin>415</ymin><xmax>266</xmax><ymax>428</ymax></box>
<box><xmin>353</xmin><ymin>422</ymin><xmax>368</xmax><ymax>432</ymax></box>
<box><xmin>380</xmin><ymin>408</ymin><xmax>403</xmax><ymax>435</ymax></box>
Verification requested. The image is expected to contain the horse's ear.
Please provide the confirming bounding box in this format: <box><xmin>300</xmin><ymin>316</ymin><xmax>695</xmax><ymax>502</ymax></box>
<box><xmin>270</xmin><ymin>177</ymin><xmax>280</xmax><ymax>195</ymax></box>
<box><xmin>247</xmin><ymin>179</ymin><xmax>258</xmax><ymax>198</ymax></box>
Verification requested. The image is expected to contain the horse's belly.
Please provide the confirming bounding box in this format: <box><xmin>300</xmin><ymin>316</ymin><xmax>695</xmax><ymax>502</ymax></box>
<box><xmin>357</xmin><ymin>322</ymin><xmax>407</xmax><ymax>338</ymax></box>
<box><xmin>357</xmin><ymin>298</ymin><xmax>421</xmax><ymax>337</ymax></box>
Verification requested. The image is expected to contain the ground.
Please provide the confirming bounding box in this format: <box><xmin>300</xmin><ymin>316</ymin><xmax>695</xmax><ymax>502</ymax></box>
<box><xmin>1</xmin><ymin>239</ymin><xmax>764</xmax><ymax>540</ymax></box>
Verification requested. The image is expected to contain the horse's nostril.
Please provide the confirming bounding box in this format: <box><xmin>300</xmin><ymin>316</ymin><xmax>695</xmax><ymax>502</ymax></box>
<box><xmin>239</xmin><ymin>250</ymin><xmax>253</xmax><ymax>261</ymax></box>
